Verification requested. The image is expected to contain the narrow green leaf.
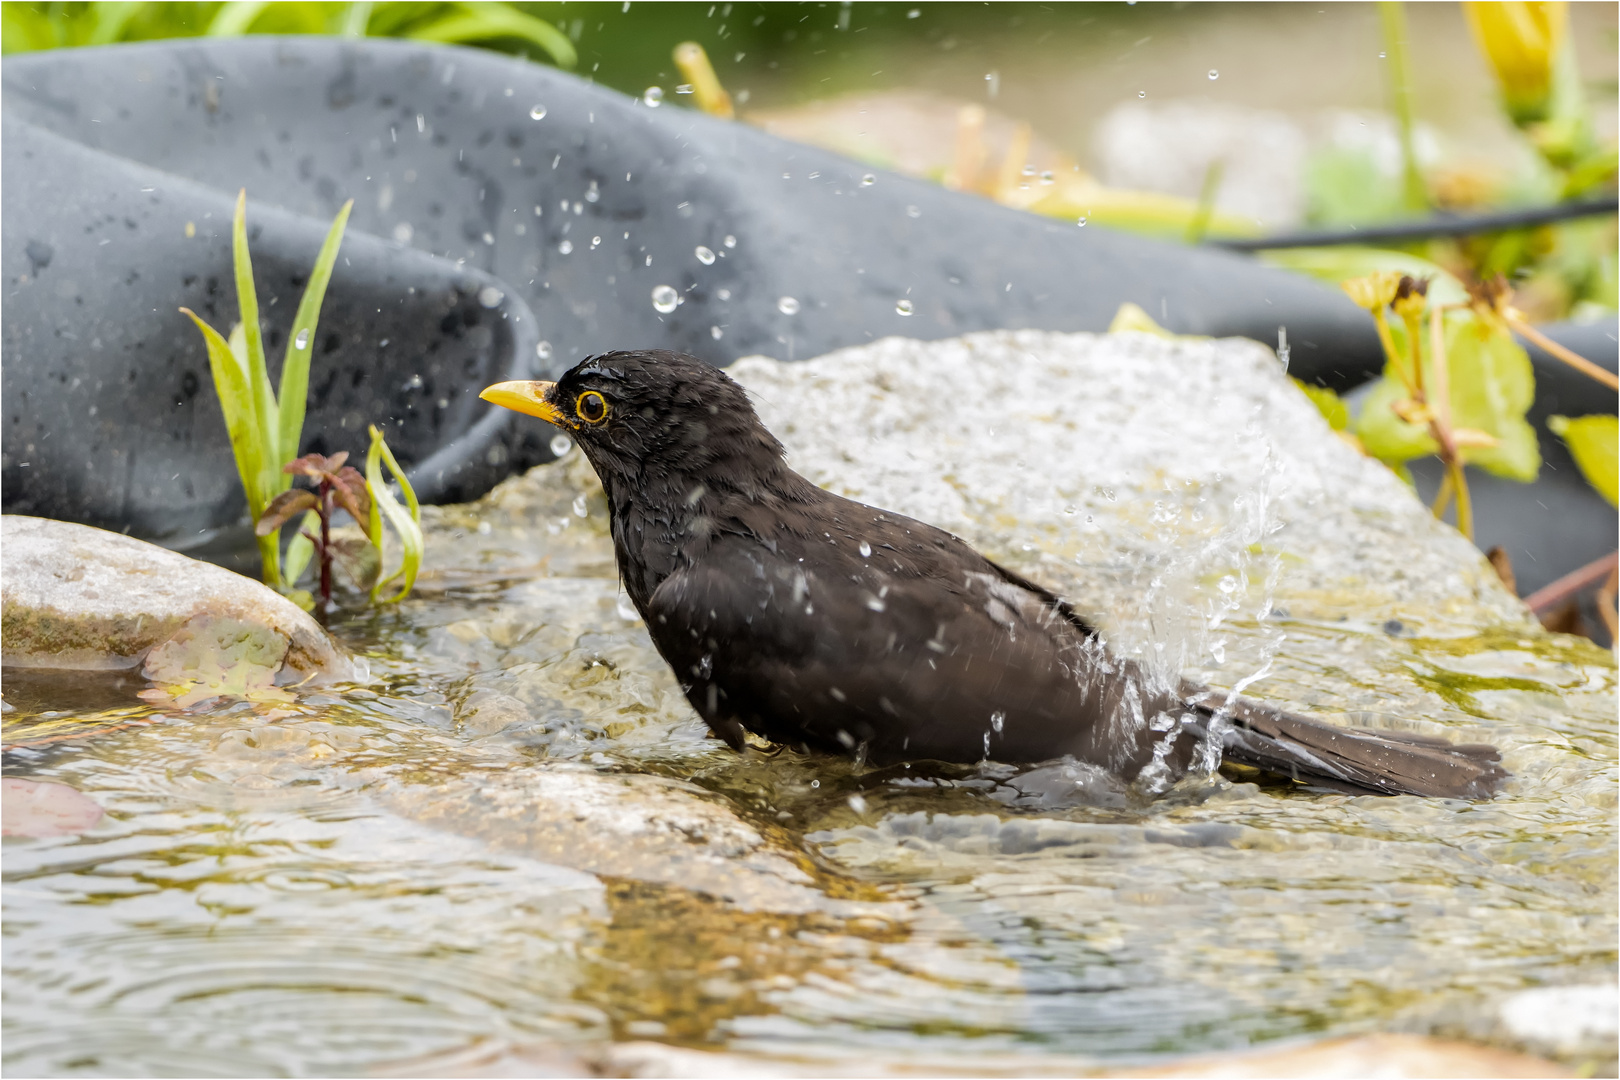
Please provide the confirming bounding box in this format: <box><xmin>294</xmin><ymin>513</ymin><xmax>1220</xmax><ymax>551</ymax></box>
<box><xmin>231</xmin><ymin>191</ymin><xmax>283</xmax><ymax>502</ymax></box>
<box><xmin>404</xmin><ymin>2</ymin><xmax>577</xmax><ymax>68</ymax></box>
<box><xmin>86</xmin><ymin>2</ymin><xmax>143</xmax><ymax>45</ymax></box>
<box><xmin>284</xmin><ymin>509</ymin><xmax>321</xmax><ymax>586</ymax></box>
<box><xmin>278</xmin><ymin>199</ymin><xmax>352</xmax><ymax>469</ymax></box>
<box><xmin>1548</xmin><ymin>414</ymin><xmax>1619</xmax><ymax>508</ymax></box>
<box><xmin>339</xmin><ymin>0</ymin><xmax>373</xmax><ymax>36</ymax></box>
<box><xmin>207</xmin><ymin>0</ymin><xmax>271</xmax><ymax>36</ymax></box>
<box><xmin>182</xmin><ymin>309</ymin><xmax>265</xmax><ymax>509</ymax></box>
<box><xmin>367</xmin><ymin>425</ymin><xmax>424</xmax><ymax>604</ymax></box>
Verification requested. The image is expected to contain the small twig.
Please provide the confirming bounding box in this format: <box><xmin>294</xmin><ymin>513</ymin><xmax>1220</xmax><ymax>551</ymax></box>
<box><xmin>1505</xmin><ymin>314</ymin><xmax>1620</xmax><ymax>391</ymax></box>
<box><xmin>1598</xmin><ymin>566</ymin><xmax>1619</xmax><ymax>648</ymax></box>
<box><xmin>1523</xmin><ymin>551</ymin><xmax>1620</xmax><ymax>613</ymax></box>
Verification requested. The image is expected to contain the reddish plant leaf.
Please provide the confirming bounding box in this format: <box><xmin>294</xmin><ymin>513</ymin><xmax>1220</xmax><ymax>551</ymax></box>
<box><xmin>255</xmin><ymin>488</ymin><xmax>321</xmax><ymax>536</ymax></box>
<box><xmin>284</xmin><ymin>450</ymin><xmax>348</xmax><ymax>479</ymax></box>
<box><xmin>330</xmin><ymin>465</ymin><xmax>373</xmax><ymax>537</ymax></box>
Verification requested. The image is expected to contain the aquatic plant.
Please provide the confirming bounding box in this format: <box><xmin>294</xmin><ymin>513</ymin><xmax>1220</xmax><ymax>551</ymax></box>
<box><xmin>182</xmin><ymin>191</ymin><xmax>423</xmax><ymax>611</ymax></box>
<box><xmin>0</xmin><ymin>1</ymin><xmax>576</xmax><ymax>67</ymax></box>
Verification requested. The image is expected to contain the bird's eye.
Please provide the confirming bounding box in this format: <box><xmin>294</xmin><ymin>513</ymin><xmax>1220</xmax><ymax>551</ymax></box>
<box><xmin>575</xmin><ymin>390</ymin><xmax>609</xmax><ymax>424</ymax></box>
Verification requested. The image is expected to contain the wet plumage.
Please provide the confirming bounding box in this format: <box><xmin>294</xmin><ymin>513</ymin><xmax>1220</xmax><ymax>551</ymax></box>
<box><xmin>482</xmin><ymin>351</ymin><xmax>1505</xmax><ymax>799</ymax></box>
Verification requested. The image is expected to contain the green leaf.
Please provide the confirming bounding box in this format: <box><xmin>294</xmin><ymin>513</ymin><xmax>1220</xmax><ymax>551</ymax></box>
<box><xmin>366</xmin><ymin>425</ymin><xmax>424</xmax><ymax>604</ymax></box>
<box><xmin>1302</xmin><ymin>146</ymin><xmax>1405</xmax><ymax>226</ymax></box>
<box><xmin>230</xmin><ymin>191</ymin><xmax>282</xmax><ymax>504</ymax></box>
<box><xmin>1353</xmin><ymin>311</ymin><xmax>1541</xmax><ymax>482</ymax></box>
<box><xmin>1292</xmin><ymin>378</ymin><xmax>1350</xmax><ymax>431</ymax></box>
<box><xmin>284</xmin><ymin>509</ymin><xmax>321</xmax><ymax>586</ymax></box>
<box><xmin>86</xmin><ymin>2</ymin><xmax>144</xmax><ymax>45</ymax></box>
<box><xmin>278</xmin><ymin>199</ymin><xmax>352</xmax><ymax>469</ymax></box>
<box><xmin>181</xmin><ymin>308</ymin><xmax>267</xmax><ymax>515</ymax></box>
<box><xmin>403</xmin><ymin>2</ymin><xmax>576</xmax><ymax>68</ymax></box>
<box><xmin>1261</xmin><ymin>246</ymin><xmax>1470</xmax><ymax>306</ymax></box>
<box><xmin>255</xmin><ymin>488</ymin><xmax>320</xmax><ymax>536</ymax></box>
<box><xmin>1548</xmin><ymin>414</ymin><xmax>1619</xmax><ymax>507</ymax></box>
<box><xmin>339</xmin><ymin>0</ymin><xmax>373</xmax><ymax>36</ymax></box>
<box><xmin>207</xmin><ymin>0</ymin><xmax>271</xmax><ymax>36</ymax></box>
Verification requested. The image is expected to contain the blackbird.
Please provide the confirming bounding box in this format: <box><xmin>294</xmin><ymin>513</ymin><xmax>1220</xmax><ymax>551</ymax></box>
<box><xmin>482</xmin><ymin>351</ymin><xmax>1505</xmax><ymax>799</ymax></box>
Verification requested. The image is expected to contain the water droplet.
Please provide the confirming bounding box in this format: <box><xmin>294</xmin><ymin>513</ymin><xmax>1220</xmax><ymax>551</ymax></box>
<box><xmin>717</xmin><ymin>288</ymin><xmax>731</xmax><ymax>300</ymax></box>
<box><xmin>643</xmin><ymin>86</ymin><xmax>663</xmax><ymax>107</ymax></box>
<box><xmin>1021</xmin><ymin>164</ymin><xmax>1036</xmax><ymax>178</ymax></box>
<box><xmin>294</xmin><ymin>329</ymin><xmax>311</xmax><ymax>350</ymax></box>
<box><xmin>1208</xmin><ymin>69</ymin><xmax>1219</xmax><ymax>80</ymax></box>
<box><xmin>858</xmin><ymin>540</ymin><xmax>872</xmax><ymax>557</ymax></box>
<box><xmin>652</xmin><ymin>285</ymin><xmax>679</xmax><ymax>313</ymax></box>
<box><xmin>1040</xmin><ymin>170</ymin><xmax>1055</xmax><ymax>184</ymax></box>
<box><xmin>847</xmin><ymin>794</ymin><xmax>868</xmax><ymax>814</ymax></box>
<box><xmin>591</xmin><ymin>235</ymin><xmax>602</xmax><ymax>248</ymax></box>
<box><xmin>1076</xmin><ymin>216</ymin><xmax>1088</xmax><ymax>227</ymax></box>
<box><xmin>723</xmin><ymin>234</ymin><xmax>737</xmax><ymax>248</ymax></box>
<box><xmin>572</xmin><ymin>494</ymin><xmax>589</xmax><ymax>518</ymax></box>
<box><xmin>1138</xmin><ymin>90</ymin><xmax>1146</xmax><ymax>98</ymax></box>
<box><xmin>1210</xmin><ymin>640</ymin><xmax>1226</xmax><ymax>664</ymax></box>
<box><xmin>907</xmin><ymin>8</ymin><xmax>919</xmax><ymax>17</ymax></box>
<box><xmin>392</xmin><ymin>222</ymin><xmax>413</xmax><ymax>243</ymax></box>
<box><xmin>990</xmin><ymin>710</ymin><xmax>1004</xmax><ymax>733</ymax></box>
<box><xmin>676</xmin><ymin>83</ymin><xmax>694</xmax><ymax>94</ymax></box>
<box><xmin>810</xmin><ymin>779</ymin><xmax>820</xmax><ymax>789</ymax></box>
<box><xmin>536</xmin><ymin>340</ymin><xmax>553</xmax><ymax>361</ymax></box>
<box><xmin>481</xmin><ymin>232</ymin><xmax>494</xmax><ymax>245</ymax></box>
<box><xmin>549</xmin><ymin>433</ymin><xmax>572</xmax><ymax>457</ymax></box>
<box><xmin>710</xmin><ymin>325</ymin><xmax>723</xmax><ymax>339</ymax></box>
<box><xmin>1378</xmin><ymin>51</ymin><xmax>1386</xmax><ymax>59</ymax></box>
<box><xmin>529</xmin><ymin>104</ymin><xmax>547</xmax><ymax>120</ymax></box>
<box><xmin>895</xmin><ymin>298</ymin><xmax>914</xmax><ymax>316</ymax></box>
<box><xmin>585</xmin><ymin>180</ymin><xmax>600</xmax><ymax>203</ymax></box>
<box><xmin>478</xmin><ymin>286</ymin><xmax>503</xmax><ymax>308</ymax></box>
<box><xmin>695</xmin><ymin>245</ymin><xmax>716</xmax><ymax>265</ymax></box>
<box><xmin>905</xmin><ymin>205</ymin><xmax>920</xmax><ymax>218</ymax></box>
<box><xmin>1218</xmin><ymin>575</ymin><xmax>1239</xmax><ymax>594</ymax></box>
<box><xmin>557</xmin><ymin>239</ymin><xmax>574</xmax><ymax>254</ymax></box>
<box><xmin>860</xmin><ymin>173</ymin><xmax>876</xmax><ymax>187</ymax></box>
<box><xmin>777</xmin><ymin>296</ymin><xmax>800</xmax><ymax>315</ymax></box>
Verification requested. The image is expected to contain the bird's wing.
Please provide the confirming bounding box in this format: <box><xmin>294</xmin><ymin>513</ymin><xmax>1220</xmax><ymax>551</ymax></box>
<box><xmin>644</xmin><ymin>538</ymin><xmax>1178</xmax><ymax>771</ymax></box>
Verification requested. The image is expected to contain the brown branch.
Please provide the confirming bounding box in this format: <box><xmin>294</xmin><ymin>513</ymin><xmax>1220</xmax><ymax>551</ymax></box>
<box><xmin>1508</xmin><ymin>315</ymin><xmax>1620</xmax><ymax>391</ymax></box>
<box><xmin>1523</xmin><ymin>551</ymin><xmax>1620</xmax><ymax>613</ymax></box>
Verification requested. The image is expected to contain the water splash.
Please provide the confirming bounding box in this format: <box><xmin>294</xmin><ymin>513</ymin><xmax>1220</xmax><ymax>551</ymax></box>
<box><xmin>777</xmin><ymin>296</ymin><xmax>801</xmax><ymax>316</ymax></box>
<box><xmin>652</xmin><ymin>285</ymin><xmax>679</xmax><ymax>313</ymax></box>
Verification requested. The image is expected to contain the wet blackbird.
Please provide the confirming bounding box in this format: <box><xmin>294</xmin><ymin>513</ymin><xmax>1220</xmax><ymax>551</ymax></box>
<box><xmin>482</xmin><ymin>351</ymin><xmax>1505</xmax><ymax>799</ymax></box>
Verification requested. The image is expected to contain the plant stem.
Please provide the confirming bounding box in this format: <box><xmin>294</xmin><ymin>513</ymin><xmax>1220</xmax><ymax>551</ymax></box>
<box><xmin>1506</xmin><ymin>313</ymin><xmax>1620</xmax><ymax>390</ymax></box>
<box><xmin>257</xmin><ymin>534</ymin><xmax>283</xmax><ymax>587</ymax></box>
<box><xmin>1377</xmin><ymin>1</ymin><xmax>1428</xmax><ymax>213</ymax></box>
<box><xmin>1371</xmin><ymin>310</ymin><xmax>1413</xmax><ymax>393</ymax></box>
<box><xmin>1426</xmin><ymin>304</ymin><xmax>1474</xmax><ymax>541</ymax></box>
<box><xmin>1430</xmin><ymin>471</ymin><xmax>1454</xmax><ymax>519</ymax></box>
<box><xmin>319</xmin><ymin>479</ymin><xmax>334</xmax><ymax>613</ymax></box>
<box><xmin>1448</xmin><ymin>458</ymin><xmax>1473</xmax><ymax>540</ymax></box>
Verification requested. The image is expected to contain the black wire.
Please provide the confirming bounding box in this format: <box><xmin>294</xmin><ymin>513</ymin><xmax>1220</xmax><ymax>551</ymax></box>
<box><xmin>1208</xmin><ymin>195</ymin><xmax>1618</xmax><ymax>251</ymax></box>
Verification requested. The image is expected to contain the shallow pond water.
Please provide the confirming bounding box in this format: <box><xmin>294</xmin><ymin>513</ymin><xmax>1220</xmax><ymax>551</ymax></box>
<box><xmin>4</xmin><ymin>333</ymin><xmax>1615</xmax><ymax>1076</ymax></box>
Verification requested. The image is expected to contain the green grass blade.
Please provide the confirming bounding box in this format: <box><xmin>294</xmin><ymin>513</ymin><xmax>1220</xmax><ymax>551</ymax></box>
<box><xmin>278</xmin><ymin>199</ymin><xmax>352</xmax><ymax>468</ymax></box>
<box><xmin>207</xmin><ymin>0</ymin><xmax>271</xmax><ymax>36</ymax></box>
<box><xmin>87</xmin><ymin>2</ymin><xmax>143</xmax><ymax>45</ymax></box>
<box><xmin>404</xmin><ymin>2</ymin><xmax>577</xmax><ymax>68</ymax></box>
<box><xmin>283</xmin><ymin>509</ymin><xmax>322</xmax><ymax>584</ymax></box>
<box><xmin>183</xmin><ymin>307</ymin><xmax>281</xmax><ymax>585</ymax></box>
<box><xmin>366</xmin><ymin>425</ymin><xmax>424</xmax><ymax>604</ymax></box>
<box><xmin>339</xmin><ymin>1</ymin><xmax>373</xmax><ymax>36</ymax></box>
<box><xmin>231</xmin><ymin>190</ymin><xmax>283</xmax><ymax>497</ymax></box>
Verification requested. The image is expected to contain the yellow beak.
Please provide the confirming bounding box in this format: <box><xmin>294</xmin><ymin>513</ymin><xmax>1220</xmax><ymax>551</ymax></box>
<box><xmin>480</xmin><ymin>380</ymin><xmax>568</xmax><ymax>426</ymax></box>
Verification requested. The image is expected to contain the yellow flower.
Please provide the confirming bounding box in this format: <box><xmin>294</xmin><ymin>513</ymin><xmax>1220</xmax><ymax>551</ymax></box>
<box><xmin>1341</xmin><ymin>271</ymin><xmax>1402</xmax><ymax>312</ymax></box>
<box><xmin>1462</xmin><ymin>1</ymin><xmax>1567</xmax><ymax>125</ymax></box>
<box><xmin>1390</xmin><ymin>275</ymin><xmax>1431</xmax><ymax>320</ymax></box>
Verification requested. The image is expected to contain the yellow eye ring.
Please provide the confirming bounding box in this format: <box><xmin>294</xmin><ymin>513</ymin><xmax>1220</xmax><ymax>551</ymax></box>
<box><xmin>575</xmin><ymin>390</ymin><xmax>609</xmax><ymax>424</ymax></box>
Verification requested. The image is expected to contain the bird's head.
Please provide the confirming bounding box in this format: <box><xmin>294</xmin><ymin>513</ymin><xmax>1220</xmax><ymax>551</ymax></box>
<box><xmin>480</xmin><ymin>350</ymin><xmax>786</xmax><ymax>493</ymax></box>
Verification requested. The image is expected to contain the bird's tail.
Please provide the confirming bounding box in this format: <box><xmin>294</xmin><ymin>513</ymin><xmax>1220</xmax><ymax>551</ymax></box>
<box><xmin>1187</xmin><ymin>691</ymin><xmax>1507</xmax><ymax>799</ymax></box>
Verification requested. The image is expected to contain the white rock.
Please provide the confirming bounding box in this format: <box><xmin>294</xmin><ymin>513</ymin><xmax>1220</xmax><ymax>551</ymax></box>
<box><xmin>1</xmin><ymin>515</ymin><xmax>358</xmax><ymax>682</ymax></box>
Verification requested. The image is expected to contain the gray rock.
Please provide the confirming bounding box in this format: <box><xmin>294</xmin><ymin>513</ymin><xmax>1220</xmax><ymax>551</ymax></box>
<box><xmin>1</xmin><ymin>515</ymin><xmax>358</xmax><ymax>685</ymax></box>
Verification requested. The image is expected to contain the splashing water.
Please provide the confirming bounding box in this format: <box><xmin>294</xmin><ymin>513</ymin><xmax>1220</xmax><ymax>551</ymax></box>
<box><xmin>643</xmin><ymin>86</ymin><xmax>663</xmax><ymax>107</ymax></box>
<box><xmin>695</xmin><ymin>246</ymin><xmax>716</xmax><ymax>265</ymax></box>
<box><xmin>777</xmin><ymin>296</ymin><xmax>801</xmax><ymax>316</ymax></box>
<box><xmin>293</xmin><ymin>329</ymin><xmax>311</xmax><ymax>350</ymax></box>
<box><xmin>529</xmin><ymin>104</ymin><xmax>547</xmax><ymax>120</ymax></box>
<box><xmin>895</xmin><ymin>299</ymin><xmax>914</xmax><ymax>316</ymax></box>
<box><xmin>651</xmin><ymin>285</ymin><xmax>679</xmax><ymax>313</ymax></box>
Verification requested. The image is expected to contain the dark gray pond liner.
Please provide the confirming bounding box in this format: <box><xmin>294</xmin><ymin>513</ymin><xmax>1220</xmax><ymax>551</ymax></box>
<box><xmin>2</xmin><ymin>38</ymin><xmax>1613</xmax><ymax>596</ymax></box>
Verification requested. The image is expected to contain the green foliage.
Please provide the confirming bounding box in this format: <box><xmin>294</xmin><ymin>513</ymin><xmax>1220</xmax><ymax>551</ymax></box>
<box><xmin>1353</xmin><ymin>311</ymin><xmax>1540</xmax><ymax>481</ymax></box>
<box><xmin>1302</xmin><ymin>147</ymin><xmax>1406</xmax><ymax>227</ymax></box>
<box><xmin>182</xmin><ymin>191</ymin><xmax>350</xmax><ymax>588</ymax></box>
<box><xmin>1262</xmin><ymin>246</ymin><xmax>1470</xmax><ymax>305</ymax></box>
<box><xmin>1</xmin><ymin>1</ymin><xmax>575</xmax><ymax>65</ymax></box>
<box><xmin>1547</xmin><ymin>414</ymin><xmax>1618</xmax><ymax>508</ymax></box>
<box><xmin>366</xmin><ymin>425</ymin><xmax>424</xmax><ymax>604</ymax></box>
<box><xmin>1292</xmin><ymin>379</ymin><xmax>1351</xmax><ymax>432</ymax></box>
